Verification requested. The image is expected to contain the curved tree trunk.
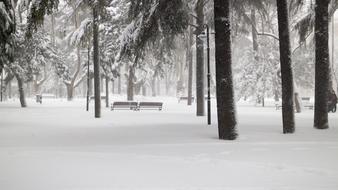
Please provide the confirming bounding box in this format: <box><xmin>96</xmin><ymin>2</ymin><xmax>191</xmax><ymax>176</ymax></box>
<box><xmin>214</xmin><ymin>0</ymin><xmax>238</xmax><ymax>140</ymax></box>
<box><xmin>15</xmin><ymin>74</ymin><xmax>27</xmax><ymax>108</ymax></box>
<box><xmin>276</xmin><ymin>0</ymin><xmax>295</xmax><ymax>133</ymax></box>
<box><xmin>314</xmin><ymin>0</ymin><xmax>330</xmax><ymax>129</ymax></box>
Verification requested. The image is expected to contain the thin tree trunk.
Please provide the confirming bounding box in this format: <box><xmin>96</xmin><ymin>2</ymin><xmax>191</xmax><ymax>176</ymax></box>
<box><xmin>111</xmin><ymin>79</ymin><xmax>114</xmax><ymax>94</ymax></box>
<box><xmin>276</xmin><ymin>0</ymin><xmax>295</xmax><ymax>133</ymax></box>
<box><xmin>93</xmin><ymin>6</ymin><xmax>101</xmax><ymax>118</ymax></box>
<box><xmin>8</xmin><ymin>80</ymin><xmax>12</xmax><ymax>99</ymax></box>
<box><xmin>15</xmin><ymin>74</ymin><xmax>27</xmax><ymax>107</ymax></box>
<box><xmin>51</xmin><ymin>14</ymin><xmax>55</xmax><ymax>46</ymax></box>
<box><xmin>251</xmin><ymin>9</ymin><xmax>259</xmax><ymax>59</ymax></box>
<box><xmin>314</xmin><ymin>0</ymin><xmax>330</xmax><ymax>129</ymax></box>
<box><xmin>105</xmin><ymin>76</ymin><xmax>109</xmax><ymax>108</ymax></box>
<box><xmin>214</xmin><ymin>0</ymin><xmax>238</xmax><ymax>140</ymax></box>
<box><xmin>118</xmin><ymin>67</ymin><xmax>121</xmax><ymax>94</ymax></box>
<box><xmin>151</xmin><ymin>77</ymin><xmax>156</xmax><ymax>97</ymax></box>
<box><xmin>195</xmin><ymin>0</ymin><xmax>205</xmax><ymax>116</ymax></box>
<box><xmin>127</xmin><ymin>66</ymin><xmax>135</xmax><ymax>101</ymax></box>
<box><xmin>187</xmin><ymin>25</ymin><xmax>193</xmax><ymax>106</ymax></box>
<box><xmin>157</xmin><ymin>77</ymin><xmax>160</xmax><ymax>96</ymax></box>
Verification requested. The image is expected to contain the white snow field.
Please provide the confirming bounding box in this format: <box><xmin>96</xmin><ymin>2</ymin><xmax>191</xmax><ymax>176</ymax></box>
<box><xmin>0</xmin><ymin>97</ymin><xmax>338</xmax><ymax>190</ymax></box>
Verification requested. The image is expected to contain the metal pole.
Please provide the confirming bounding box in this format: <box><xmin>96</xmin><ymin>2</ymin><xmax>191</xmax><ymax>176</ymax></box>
<box><xmin>205</xmin><ymin>24</ymin><xmax>211</xmax><ymax>125</ymax></box>
<box><xmin>86</xmin><ymin>45</ymin><xmax>90</xmax><ymax>111</ymax></box>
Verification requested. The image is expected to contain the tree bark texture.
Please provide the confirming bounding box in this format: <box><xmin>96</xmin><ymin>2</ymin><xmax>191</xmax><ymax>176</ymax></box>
<box><xmin>105</xmin><ymin>76</ymin><xmax>109</xmax><ymax>108</ymax></box>
<box><xmin>314</xmin><ymin>0</ymin><xmax>330</xmax><ymax>129</ymax></box>
<box><xmin>93</xmin><ymin>7</ymin><xmax>101</xmax><ymax>118</ymax></box>
<box><xmin>127</xmin><ymin>66</ymin><xmax>135</xmax><ymax>101</ymax></box>
<box><xmin>276</xmin><ymin>0</ymin><xmax>295</xmax><ymax>133</ymax></box>
<box><xmin>15</xmin><ymin>74</ymin><xmax>27</xmax><ymax>108</ymax></box>
<box><xmin>187</xmin><ymin>25</ymin><xmax>193</xmax><ymax>106</ymax></box>
<box><xmin>195</xmin><ymin>0</ymin><xmax>205</xmax><ymax>116</ymax></box>
<box><xmin>214</xmin><ymin>0</ymin><xmax>238</xmax><ymax>140</ymax></box>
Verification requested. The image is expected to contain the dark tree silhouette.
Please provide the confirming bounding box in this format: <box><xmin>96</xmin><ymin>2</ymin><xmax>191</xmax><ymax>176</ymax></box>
<box><xmin>314</xmin><ymin>0</ymin><xmax>330</xmax><ymax>129</ymax></box>
<box><xmin>276</xmin><ymin>0</ymin><xmax>295</xmax><ymax>133</ymax></box>
<box><xmin>214</xmin><ymin>0</ymin><xmax>238</xmax><ymax>140</ymax></box>
<box><xmin>195</xmin><ymin>0</ymin><xmax>205</xmax><ymax>116</ymax></box>
<box><xmin>93</xmin><ymin>6</ymin><xmax>101</xmax><ymax>118</ymax></box>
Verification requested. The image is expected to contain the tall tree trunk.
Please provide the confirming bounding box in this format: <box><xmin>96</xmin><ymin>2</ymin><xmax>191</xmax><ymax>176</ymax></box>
<box><xmin>66</xmin><ymin>84</ymin><xmax>74</xmax><ymax>101</ymax></box>
<box><xmin>15</xmin><ymin>74</ymin><xmax>27</xmax><ymax>107</ymax></box>
<box><xmin>276</xmin><ymin>0</ymin><xmax>295</xmax><ymax>133</ymax></box>
<box><xmin>118</xmin><ymin>67</ymin><xmax>121</xmax><ymax>94</ymax></box>
<box><xmin>195</xmin><ymin>0</ymin><xmax>205</xmax><ymax>116</ymax></box>
<box><xmin>165</xmin><ymin>70</ymin><xmax>170</xmax><ymax>95</ymax></box>
<box><xmin>251</xmin><ymin>9</ymin><xmax>259</xmax><ymax>59</ymax></box>
<box><xmin>51</xmin><ymin>14</ymin><xmax>55</xmax><ymax>46</ymax></box>
<box><xmin>111</xmin><ymin>79</ymin><xmax>115</xmax><ymax>94</ymax></box>
<box><xmin>157</xmin><ymin>77</ymin><xmax>161</xmax><ymax>96</ymax></box>
<box><xmin>127</xmin><ymin>66</ymin><xmax>135</xmax><ymax>101</ymax></box>
<box><xmin>65</xmin><ymin>9</ymin><xmax>82</xmax><ymax>101</ymax></box>
<box><xmin>105</xmin><ymin>76</ymin><xmax>109</xmax><ymax>108</ymax></box>
<box><xmin>142</xmin><ymin>84</ymin><xmax>147</xmax><ymax>96</ymax></box>
<box><xmin>187</xmin><ymin>25</ymin><xmax>193</xmax><ymax>106</ymax></box>
<box><xmin>8</xmin><ymin>80</ymin><xmax>12</xmax><ymax>99</ymax></box>
<box><xmin>93</xmin><ymin>6</ymin><xmax>101</xmax><ymax>118</ymax></box>
<box><xmin>214</xmin><ymin>0</ymin><xmax>237</xmax><ymax>140</ymax></box>
<box><xmin>314</xmin><ymin>0</ymin><xmax>330</xmax><ymax>129</ymax></box>
<box><xmin>151</xmin><ymin>77</ymin><xmax>156</xmax><ymax>97</ymax></box>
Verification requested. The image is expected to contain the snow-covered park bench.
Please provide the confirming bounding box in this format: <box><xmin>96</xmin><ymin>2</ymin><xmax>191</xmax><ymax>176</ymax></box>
<box><xmin>111</xmin><ymin>101</ymin><xmax>138</xmax><ymax>111</ymax></box>
<box><xmin>36</xmin><ymin>94</ymin><xmax>56</xmax><ymax>104</ymax></box>
<box><xmin>138</xmin><ymin>102</ymin><xmax>163</xmax><ymax>111</ymax></box>
<box><xmin>178</xmin><ymin>96</ymin><xmax>194</xmax><ymax>103</ymax></box>
<box><xmin>275</xmin><ymin>97</ymin><xmax>314</xmax><ymax>110</ymax></box>
<box><xmin>301</xmin><ymin>97</ymin><xmax>314</xmax><ymax>109</ymax></box>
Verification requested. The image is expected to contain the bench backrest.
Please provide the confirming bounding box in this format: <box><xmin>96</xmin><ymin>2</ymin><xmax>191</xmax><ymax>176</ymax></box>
<box><xmin>113</xmin><ymin>101</ymin><xmax>138</xmax><ymax>106</ymax></box>
<box><xmin>179</xmin><ymin>97</ymin><xmax>194</xmax><ymax>100</ymax></box>
<box><xmin>301</xmin><ymin>97</ymin><xmax>311</xmax><ymax>102</ymax></box>
<box><xmin>139</xmin><ymin>102</ymin><xmax>163</xmax><ymax>106</ymax></box>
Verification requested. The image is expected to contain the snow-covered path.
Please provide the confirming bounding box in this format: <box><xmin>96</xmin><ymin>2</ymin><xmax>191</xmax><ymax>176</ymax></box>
<box><xmin>0</xmin><ymin>98</ymin><xmax>337</xmax><ymax>190</ymax></box>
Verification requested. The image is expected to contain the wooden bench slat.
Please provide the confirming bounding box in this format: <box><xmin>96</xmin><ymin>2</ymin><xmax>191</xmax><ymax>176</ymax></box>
<box><xmin>138</xmin><ymin>102</ymin><xmax>163</xmax><ymax>111</ymax></box>
<box><xmin>111</xmin><ymin>101</ymin><xmax>138</xmax><ymax>110</ymax></box>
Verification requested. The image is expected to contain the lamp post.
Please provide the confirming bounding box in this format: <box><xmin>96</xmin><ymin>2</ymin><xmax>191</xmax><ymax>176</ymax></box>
<box><xmin>199</xmin><ymin>24</ymin><xmax>212</xmax><ymax>125</ymax></box>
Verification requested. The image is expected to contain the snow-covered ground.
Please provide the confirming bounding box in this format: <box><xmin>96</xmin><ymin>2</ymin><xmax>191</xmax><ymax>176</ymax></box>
<box><xmin>0</xmin><ymin>97</ymin><xmax>338</xmax><ymax>190</ymax></box>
